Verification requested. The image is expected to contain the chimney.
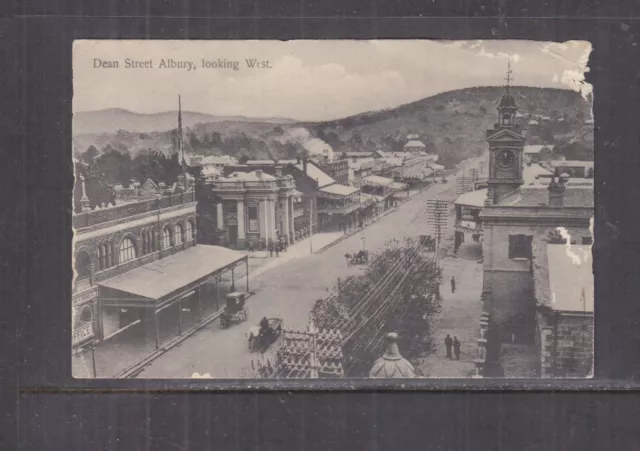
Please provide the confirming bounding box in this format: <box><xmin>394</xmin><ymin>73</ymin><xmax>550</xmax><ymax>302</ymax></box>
<box><xmin>548</xmin><ymin>176</ymin><xmax>566</xmax><ymax>207</ymax></box>
<box><xmin>256</xmin><ymin>169</ymin><xmax>263</xmax><ymax>179</ymax></box>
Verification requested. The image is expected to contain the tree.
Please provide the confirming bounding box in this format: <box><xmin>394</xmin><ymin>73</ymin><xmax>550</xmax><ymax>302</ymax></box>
<box><xmin>310</xmin><ymin>237</ymin><xmax>442</xmax><ymax>376</ymax></box>
<box><xmin>238</xmin><ymin>154</ymin><xmax>249</xmax><ymax>164</ymax></box>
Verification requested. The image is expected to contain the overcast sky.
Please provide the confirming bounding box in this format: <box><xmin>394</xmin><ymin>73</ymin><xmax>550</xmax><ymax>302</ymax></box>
<box><xmin>73</xmin><ymin>40</ymin><xmax>591</xmax><ymax>121</ymax></box>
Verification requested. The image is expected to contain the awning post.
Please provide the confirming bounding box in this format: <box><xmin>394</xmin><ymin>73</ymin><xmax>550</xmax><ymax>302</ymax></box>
<box><xmin>154</xmin><ymin>311</ymin><xmax>160</xmax><ymax>350</ymax></box>
<box><xmin>231</xmin><ymin>268</ymin><xmax>235</xmax><ymax>292</ymax></box>
<box><xmin>245</xmin><ymin>258</ymin><xmax>250</xmax><ymax>292</ymax></box>
<box><xmin>216</xmin><ymin>276</ymin><xmax>220</xmax><ymax>311</ymax></box>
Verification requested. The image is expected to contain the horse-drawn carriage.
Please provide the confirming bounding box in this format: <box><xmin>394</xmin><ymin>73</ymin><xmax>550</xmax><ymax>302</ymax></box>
<box><xmin>219</xmin><ymin>292</ymin><xmax>249</xmax><ymax>329</ymax></box>
<box><xmin>247</xmin><ymin>317</ymin><xmax>283</xmax><ymax>353</ymax></box>
<box><xmin>346</xmin><ymin>250</ymin><xmax>369</xmax><ymax>266</ymax></box>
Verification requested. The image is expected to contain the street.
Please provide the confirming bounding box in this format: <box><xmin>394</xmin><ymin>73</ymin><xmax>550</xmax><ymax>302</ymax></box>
<box><xmin>137</xmin><ymin>180</ymin><xmax>457</xmax><ymax>378</ymax></box>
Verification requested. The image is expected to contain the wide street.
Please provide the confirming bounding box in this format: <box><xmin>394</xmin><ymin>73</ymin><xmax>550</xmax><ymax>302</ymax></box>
<box><xmin>136</xmin><ymin>178</ymin><xmax>458</xmax><ymax>379</ymax></box>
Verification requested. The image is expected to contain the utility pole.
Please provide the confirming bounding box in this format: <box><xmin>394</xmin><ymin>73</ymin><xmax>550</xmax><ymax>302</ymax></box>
<box><xmin>309</xmin><ymin>197</ymin><xmax>313</xmax><ymax>254</ymax></box>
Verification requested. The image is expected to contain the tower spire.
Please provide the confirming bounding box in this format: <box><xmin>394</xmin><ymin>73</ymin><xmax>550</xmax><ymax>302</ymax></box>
<box><xmin>504</xmin><ymin>60</ymin><xmax>513</xmax><ymax>93</ymax></box>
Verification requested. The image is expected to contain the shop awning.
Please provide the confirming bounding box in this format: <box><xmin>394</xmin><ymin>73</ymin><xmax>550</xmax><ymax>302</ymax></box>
<box><xmin>363</xmin><ymin>175</ymin><xmax>394</xmax><ymax>187</ymax></box>
<box><xmin>454</xmin><ymin>188</ymin><xmax>488</xmax><ymax>208</ymax></box>
<box><xmin>389</xmin><ymin>182</ymin><xmax>407</xmax><ymax>190</ymax></box>
<box><xmin>98</xmin><ymin>245</ymin><xmax>247</xmax><ymax>307</ymax></box>
<box><xmin>360</xmin><ymin>193</ymin><xmax>385</xmax><ymax>204</ymax></box>
<box><xmin>319</xmin><ymin>184</ymin><xmax>360</xmax><ymax>197</ymax></box>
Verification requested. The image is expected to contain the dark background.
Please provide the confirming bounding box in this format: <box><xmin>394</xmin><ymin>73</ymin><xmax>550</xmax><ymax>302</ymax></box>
<box><xmin>6</xmin><ymin>0</ymin><xmax>640</xmax><ymax>448</ymax></box>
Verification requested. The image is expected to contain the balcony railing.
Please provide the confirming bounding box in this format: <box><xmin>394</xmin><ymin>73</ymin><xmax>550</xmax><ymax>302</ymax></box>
<box><xmin>318</xmin><ymin>201</ymin><xmax>361</xmax><ymax>215</ymax></box>
<box><xmin>73</xmin><ymin>191</ymin><xmax>195</xmax><ymax>229</ymax></box>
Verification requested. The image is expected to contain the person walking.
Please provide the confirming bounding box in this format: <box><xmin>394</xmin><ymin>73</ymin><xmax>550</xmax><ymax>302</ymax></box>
<box><xmin>275</xmin><ymin>243</ymin><xmax>280</xmax><ymax>258</ymax></box>
<box><xmin>269</xmin><ymin>244</ymin><xmax>273</xmax><ymax>257</ymax></box>
<box><xmin>444</xmin><ymin>334</ymin><xmax>453</xmax><ymax>359</ymax></box>
<box><xmin>450</xmin><ymin>276</ymin><xmax>456</xmax><ymax>294</ymax></box>
<box><xmin>453</xmin><ymin>337</ymin><xmax>461</xmax><ymax>361</ymax></box>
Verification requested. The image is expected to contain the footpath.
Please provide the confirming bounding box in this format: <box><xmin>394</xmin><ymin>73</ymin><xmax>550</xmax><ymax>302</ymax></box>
<box><xmin>417</xmin><ymin>242</ymin><xmax>484</xmax><ymax>378</ymax></box>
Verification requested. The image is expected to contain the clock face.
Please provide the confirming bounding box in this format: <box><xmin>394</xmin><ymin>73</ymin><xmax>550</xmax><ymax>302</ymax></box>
<box><xmin>496</xmin><ymin>150</ymin><xmax>515</xmax><ymax>169</ymax></box>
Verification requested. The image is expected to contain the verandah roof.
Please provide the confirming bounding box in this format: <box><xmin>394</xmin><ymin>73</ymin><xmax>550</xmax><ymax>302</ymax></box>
<box><xmin>98</xmin><ymin>245</ymin><xmax>247</xmax><ymax>306</ymax></box>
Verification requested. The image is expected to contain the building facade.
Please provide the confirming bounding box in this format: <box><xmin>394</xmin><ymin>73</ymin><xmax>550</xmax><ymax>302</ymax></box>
<box><xmin>205</xmin><ymin>168</ymin><xmax>297</xmax><ymax>249</ymax></box>
<box><xmin>479</xmin><ymin>86</ymin><xmax>594</xmax><ymax>377</ymax></box>
<box><xmin>73</xmin><ymin>181</ymin><xmax>198</xmax><ymax>349</ymax></box>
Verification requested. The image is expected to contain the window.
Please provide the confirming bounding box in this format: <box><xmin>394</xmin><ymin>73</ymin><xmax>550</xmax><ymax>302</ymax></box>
<box><xmin>175</xmin><ymin>224</ymin><xmax>184</xmax><ymax>245</ymax></box>
<box><xmin>508</xmin><ymin>234</ymin><xmax>532</xmax><ymax>259</ymax></box>
<box><xmin>502</xmin><ymin>113</ymin><xmax>512</xmax><ymax>125</ymax></box>
<box><xmin>582</xmin><ymin>236</ymin><xmax>593</xmax><ymax>245</ymax></box>
<box><xmin>119</xmin><ymin>237</ymin><xmax>137</xmax><ymax>263</ymax></box>
<box><xmin>185</xmin><ymin>221</ymin><xmax>194</xmax><ymax>241</ymax></box>
<box><xmin>75</xmin><ymin>251</ymin><xmax>91</xmax><ymax>278</ymax></box>
<box><xmin>141</xmin><ymin>231</ymin><xmax>148</xmax><ymax>255</ymax></box>
<box><xmin>162</xmin><ymin>227</ymin><xmax>172</xmax><ymax>249</ymax></box>
<box><xmin>98</xmin><ymin>243</ymin><xmax>113</xmax><ymax>270</ymax></box>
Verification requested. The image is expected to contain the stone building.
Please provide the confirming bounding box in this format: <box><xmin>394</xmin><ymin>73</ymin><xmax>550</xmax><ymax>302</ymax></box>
<box><xmin>479</xmin><ymin>84</ymin><xmax>594</xmax><ymax>376</ymax></box>
<box><xmin>72</xmin><ymin>176</ymin><xmax>247</xmax><ymax>375</ymax></box>
<box><xmin>204</xmin><ymin>168</ymin><xmax>297</xmax><ymax>250</ymax></box>
<box><xmin>532</xmin><ymin>244</ymin><xmax>593</xmax><ymax>378</ymax></box>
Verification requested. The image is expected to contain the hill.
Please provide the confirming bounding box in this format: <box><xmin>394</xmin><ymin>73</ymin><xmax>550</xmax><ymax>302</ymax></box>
<box><xmin>73</xmin><ymin>108</ymin><xmax>295</xmax><ymax>135</ymax></box>
<box><xmin>73</xmin><ymin>86</ymin><xmax>593</xmax><ymax>167</ymax></box>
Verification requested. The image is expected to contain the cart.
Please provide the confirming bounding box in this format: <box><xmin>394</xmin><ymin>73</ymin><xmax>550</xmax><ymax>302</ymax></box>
<box><xmin>219</xmin><ymin>292</ymin><xmax>249</xmax><ymax>329</ymax></box>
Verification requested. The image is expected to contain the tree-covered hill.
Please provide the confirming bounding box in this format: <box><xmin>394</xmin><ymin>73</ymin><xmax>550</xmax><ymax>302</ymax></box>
<box><xmin>73</xmin><ymin>86</ymin><xmax>593</xmax><ymax>168</ymax></box>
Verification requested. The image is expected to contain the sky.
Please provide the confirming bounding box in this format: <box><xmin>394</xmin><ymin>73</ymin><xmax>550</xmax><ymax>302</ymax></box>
<box><xmin>73</xmin><ymin>40</ymin><xmax>592</xmax><ymax>122</ymax></box>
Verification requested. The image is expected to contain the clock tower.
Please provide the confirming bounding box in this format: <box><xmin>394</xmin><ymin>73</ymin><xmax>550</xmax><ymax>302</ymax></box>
<box><xmin>486</xmin><ymin>63</ymin><xmax>526</xmax><ymax>205</ymax></box>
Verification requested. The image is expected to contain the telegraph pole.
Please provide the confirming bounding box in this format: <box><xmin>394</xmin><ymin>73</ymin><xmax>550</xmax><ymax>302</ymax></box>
<box><xmin>309</xmin><ymin>197</ymin><xmax>313</xmax><ymax>254</ymax></box>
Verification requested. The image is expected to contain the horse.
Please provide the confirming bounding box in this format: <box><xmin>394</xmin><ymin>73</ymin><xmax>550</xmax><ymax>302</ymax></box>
<box><xmin>246</xmin><ymin>325</ymin><xmax>261</xmax><ymax>351</ymax></box>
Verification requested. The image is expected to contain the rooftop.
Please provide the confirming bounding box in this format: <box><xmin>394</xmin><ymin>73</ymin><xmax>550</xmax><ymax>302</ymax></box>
<box><xmin>454</xmin><ymin>188</ymin><xmax>488</xmax><ymax>208</ymax></box>
<box><xmin>319</xmin><ymin>184</ymin><xmax>360</xmax><ymax>197</ymax></box>
<box><xmin>551</xmin><ymin>160</ymin><xmax>594</xmax><ymax>168</ymax></box>
<box><xmin>404</xmin><ymin>140</ymin><xmax>426</xmax><ymax>148</ymax></box>
<box><xmin>363</xmin><ymin>175</ymin><xmax>394</xmax><ymax>187</ymax></box>
<box><xmin>98</xmin><ymin>245</ymin><xmax>246</xmax><ymax>302</ymax></box>
<box><xmin>220</xmin><ymin>171</ymin><xmax>277</xmax><ymax>182</ymax></box>
<box><xmin>293</xmin><ymin>161</ymin><xmax>336</xmax><ymax>188</ymax></box>
<box><xmin>533</xmin><ymin>243</ymin><xmax>593</xmax><ymax>313</ymax></box>
<box><xmin>524</xmin><ymin>144</ymin><xmax>554</xmax><ymax>154</ymax></box>
<box><xmin>499</xmin><ymin>186</ymin><xmax>594</xmax><ymax>209</ymax></box>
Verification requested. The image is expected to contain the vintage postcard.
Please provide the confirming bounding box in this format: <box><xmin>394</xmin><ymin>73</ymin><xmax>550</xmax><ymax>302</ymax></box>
<box><xmin>71</xmin><ymin>40</ymin><xmax>593</xmax><ymax>380</ymax></box>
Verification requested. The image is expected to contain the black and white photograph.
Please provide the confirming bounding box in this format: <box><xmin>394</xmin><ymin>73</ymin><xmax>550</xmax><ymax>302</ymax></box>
<box><xmin>71</xmin><ymin>40</ymin><xmax>594</xmax><ymax>380</ymax></box>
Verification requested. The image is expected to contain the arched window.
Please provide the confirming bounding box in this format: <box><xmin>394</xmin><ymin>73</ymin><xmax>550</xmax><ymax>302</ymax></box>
<box><xmin>150</xmin><ymin>231</ymin><xmax>156</xmax><ymax>252</ymax></box>
<box><xmin>75</xmin><ymin>251</ymin><xmax>91</xmax><ymax>279</ymax></box>
<box><xmin>185</xmin><ymin>220</ymin><xmax>194</xmax><ymax>241</ymax></box>
<box><xmin>79</xmin><ymin>305</ymin><xmax>93</xmax><ymax>323</ymax></box>
<box><xmin>162</xmin><ymin>227</ymin><xmax>172</xmax><ymax>249</ymax></box>
<box><xmin>119</xmin><ymin>237</ymin><xmax>137</xmax><ymax>263</ymax></box>
<box><xmin>98</xmin><ymin>243</ymin><xmax>113</xmax><ymax>270</ymax></box>
<box><xmin>502</xmin><ymin>113</ymin><xmax>511</xmax><ymax>125</ymax></box>
<box><xmin>175</xmin><ymin>224</ymin><xmax>184</xmax><ymax>245</ymax></box>
<box><xmin>141</xmin><ymin>231</ymin><xmax>148</xmax><ymax>255</ymax></box>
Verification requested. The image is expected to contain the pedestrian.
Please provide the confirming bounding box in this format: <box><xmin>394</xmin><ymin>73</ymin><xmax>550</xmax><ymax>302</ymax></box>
<box><xmin>275</xmin><ymin>243</ymin><xmax>280</xmax><ymax>257</ymax></box>
<box><xmin>444</xmin><ymin>334</ymin><xmax>453</xmax><ymax>359</ymax></box>
<box><xmin>453</xmin><ymin>337</ymin><xmax>461</xmax><ymax>360</ymax></box>
<box><xmin>248</xmin><ymin>242</ymin><xmax>254</xmax><ymax>253</ymax></box>
<box><xmin>450</xmin><ymin>276</ymin><xmax>456</xmax><ymax>294</ymax></box>
<box><xmin>269</xmin><ymin>244</ymin><xmax>273</xmax><ymax>257</ymax></box>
